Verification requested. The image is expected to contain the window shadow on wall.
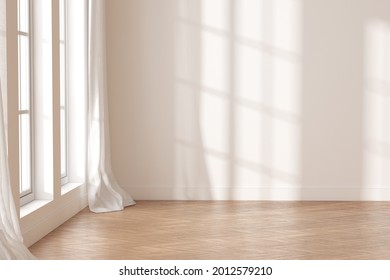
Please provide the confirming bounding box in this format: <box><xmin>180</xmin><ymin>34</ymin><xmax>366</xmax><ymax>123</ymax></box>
<box><xmin>362</xmin><ymin>18</ymin><xmax>390</xmax><ymax>199</ymax></box>
<box><xmin>174</xmin><ymin>0</ymin><xmax>302</xmax><ymax>200</ymax></box>
<box><xmin>107</xmin><ymin>0</ymin><xmax>390</xmax><ymax>201</ymax></box>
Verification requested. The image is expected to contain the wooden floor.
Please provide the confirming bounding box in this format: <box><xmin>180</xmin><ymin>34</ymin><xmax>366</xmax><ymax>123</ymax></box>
<box><xmin>29</xmin><ymin>201</ymin><xmax>390</xmax><ymax>259</ymax></box>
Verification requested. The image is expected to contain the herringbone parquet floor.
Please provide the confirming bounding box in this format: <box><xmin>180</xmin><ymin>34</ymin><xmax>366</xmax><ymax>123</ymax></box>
<box><xmin>29</xmin><ymin>201</ymin><xmax>390</xmax><ymax>259</ymax></box>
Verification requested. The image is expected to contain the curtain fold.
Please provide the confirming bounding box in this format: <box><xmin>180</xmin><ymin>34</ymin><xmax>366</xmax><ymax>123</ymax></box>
<box><xmin>87</xmin><ymin>0</ymin><xmax>135</xmax><ymax>213</ymax></box>
<box><xmin>0</xmin><ymin>79</ymin><xmax>35</xmax><ymax>259</ymax></box>
<box><xmin>0</xmin><ymin>0</ymin><xmax>34</xmax><ymax>259</ymax></box>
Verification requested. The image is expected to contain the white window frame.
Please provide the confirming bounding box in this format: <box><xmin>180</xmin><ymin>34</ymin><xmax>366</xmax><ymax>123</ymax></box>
<box><xmin>18</xmin><ymin>0</ymin><xmax>34</xmax><ymax>206</ymax></box>
<box><xmin>60</xmin><ymin>0</ymin><xmax>69</xmax><ymax>186</ymax></box>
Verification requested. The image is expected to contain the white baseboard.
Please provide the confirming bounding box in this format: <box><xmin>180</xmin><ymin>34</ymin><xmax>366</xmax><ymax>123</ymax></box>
<box><xmin>21</xmin><ymin>185</ymin><xmax>88</xmax><ymax>247</ymax></box>
<box><xmin>128</xmin><ymin>186</ymin><xmax>390</xmax><ymax>201</ymax></box>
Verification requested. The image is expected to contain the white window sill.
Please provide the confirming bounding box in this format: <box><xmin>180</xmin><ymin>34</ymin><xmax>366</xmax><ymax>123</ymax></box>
<box><xmin>20</xmin><ymin>183</ymin><xmax>85</xmax><ymax>218</ymax></box>
<box><xmin>20</xmin><ymin>199</ymin><xmax>52</xmax><ymax>218</ymax></box>
<box><xmin>61</xmin><ymin>182</ymin><xmax>85</xmax><ymax>195</ymax></box>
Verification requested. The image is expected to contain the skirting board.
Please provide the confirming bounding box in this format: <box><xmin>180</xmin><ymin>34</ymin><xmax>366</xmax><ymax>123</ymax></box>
<box><xmin>128</xmin><ymin>187</ymin><xmax>390</xmax><ymax>201</ymax></box>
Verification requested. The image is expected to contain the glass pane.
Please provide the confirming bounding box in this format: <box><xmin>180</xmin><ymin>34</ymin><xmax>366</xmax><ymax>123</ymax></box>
<box><xmin>60</xmin><ymin>108</ymin><xmax>67</xmax><ymax>177</ymax></box>
<box><xmin>60</xmin><ymin>42</ymin><xmax>66</xmax><ymax>106</ymax></box>
<box><xmin>18</xmin><ymin>35</ymin><xmax>30</xmax><ymax>111</ymax></box>
<box><xmin>18</xmin><ymin>0</ymin><xmax>29</xmax><ymax>33</ymax></box>
<box><xmin>59</xmin><ymin>0</ymin><xmax>65</xmax><ymax>41</ymax></box>
<box><xmin>60</xmin><ymin>0</ymin><xmax>68</xmax><ymax>180</ymax></box>
<box><xmin>19</xmin><ymin>113</ymin><xmax>31</xmax><ymax>194</ymax></box>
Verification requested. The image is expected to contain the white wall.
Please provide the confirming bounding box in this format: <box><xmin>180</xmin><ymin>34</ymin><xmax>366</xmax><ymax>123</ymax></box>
<box><xmin>107</xmin><ymin>0</ymin><xmax>390</xmax><ymax>200</ymax></box>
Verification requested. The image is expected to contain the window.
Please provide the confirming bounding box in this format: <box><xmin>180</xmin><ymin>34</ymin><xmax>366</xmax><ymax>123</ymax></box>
<box><xmin>18</xmin><ymin>0</ymin><xmax>34</xmax><ymax>205</ymax></box>
<box><xmin>16</xmin><ymin>0</ymin><xmax>86</xmax><ymax>209</ymax></box>
<box><xmin>59</xmin><ymin>0</ymin><xmax>68</xmax><ymax>185</ymax></box>
<box><xmin>10</xmin><ymin>0</ymin><xmax>87</xmax><ymax>245</ymax></box>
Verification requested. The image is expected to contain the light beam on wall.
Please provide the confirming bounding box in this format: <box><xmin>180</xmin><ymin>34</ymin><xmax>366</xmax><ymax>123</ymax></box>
<box><xmin>174</xmin><ymin>0</ymin><xmax>302</xmax><ymax>199</ymax></box>
<box><xmin>363</xmin><ymin>20</ymin><xmax>390</xmax><ymax>198</ymax></box>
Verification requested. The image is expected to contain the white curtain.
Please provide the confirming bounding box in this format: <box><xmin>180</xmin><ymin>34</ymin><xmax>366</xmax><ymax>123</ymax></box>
<box><xmin>87</xmin><ymin>0</ymin><xmax>135</xmax><ymax>213</ymax></box>
<box><xmin>0</xmin><ymin>79</ymin><xmax>35</xmax><ymax>259</ymax></box>
<box><xmin>0</xmin><ymin>0</ymin><xmax>34</xmax><ymax>260</ymax></box>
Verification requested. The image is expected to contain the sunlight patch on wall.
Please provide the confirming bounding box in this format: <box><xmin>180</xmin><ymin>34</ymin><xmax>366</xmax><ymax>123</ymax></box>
<box><xmin>235</xmin><ymin>104</ymin><xmax>263</xmax><ymax>166</ymax></box>
<box><xmin>235</xmin><ymin>44</ymin><xmax>263</xmax><ymax>104</ymax></box>
<box><xmin>174</xmin><ymin>1</ymin><xmax>210</xmax><ymax>192</ymax></box>
<box><xmin>235</xmin><ymin>0</ymin><xmax>263</xmax><ymax>42</ymax></box>
<box><xmin>272</xmin><ymin>117</ymin><xmax>300</xmax><ymax>181</ymax></box>
<box><xmin>201</xmin><ymin>31</ymin><xmax>229</xmax><ymax>93</ymax></box>
<box><xmin>200</xmin><ymin>92</ymin><xmax>229</xmax><ymax>154</ymax></box>
<box><xmin>201</xmin><ymin>0</ymin><xmax>229</xmax><ymax>32</ymax></box>
<box><xmin>205</xmin><ymin>153</ymin><xmax>229</xmax><ymax>187</ymax></box>
<box><xmin>235</xmin><ymin>164</ymin><xmax>263</xmax><ymax>188</ymax></box>
<box><xmin>273</xmin><ymin>0</ymin><xmax>302</xmax><ymax>53</ymax></box>
<box><xmin>363</xmin><ymin>20</ymin><xmax>390</xmax><ymax>193</ymax></box>
<box><xmin>233</xmin><ymin>0</ymin><xmax>302</xmax><ymax>191</ymax></box>
<box><xmin>174</xmin><ymin>0</ymin><xmax>302</xmax><ymax>198</ymax></box>
<box><xmin>272</xmin><ymin>55</ymin><xmax>301</xmax><ymax>116</ymax></box>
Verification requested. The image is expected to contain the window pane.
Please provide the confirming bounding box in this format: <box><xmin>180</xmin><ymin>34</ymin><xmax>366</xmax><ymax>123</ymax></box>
<box><xmin>60</xmin><ymin>108</ymin><xmax>67</xmax><ymax>177</ymax></box>
<box><xmin>19</xmin><ymin>113</ymin><xmax>31</xmax><ymax>195</ymax></box>
<box><xmin>18</xmin><ymin>0</ymin><xmax>29</xmax><ymax>33</ymax></box>
<box><xmin>60</xmin><ymin>42</ymin><xmax>66</xmax><ymax>106</ymax></box>
<box><xmin>59</xmin><ymin>0</ymin><xmax>65</xmax><ymax>41</ymax></box>
<box><xmin>60</xmin><ymin>0</ymin><xmax>68</xmax><ymax>181</ymax></box>
<box><xmin>19</xmin><ymin>35</ymin><xmax>30</xmax><ymax>111</ymax></box>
